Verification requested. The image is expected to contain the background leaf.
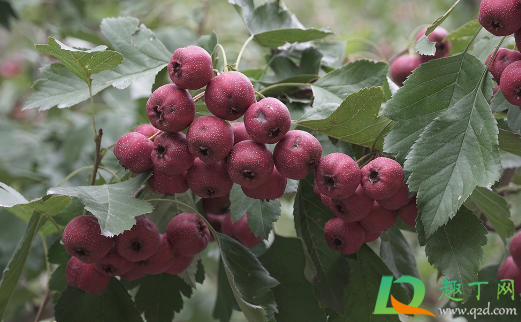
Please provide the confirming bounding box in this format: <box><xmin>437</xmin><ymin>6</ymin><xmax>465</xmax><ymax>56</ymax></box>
<box><xmin>213</xmin><ymin>259</ymin><xmax>237</xmax><ymax>322</ymax></box>
<box><xmin>424</xmin><ymin>208</ymin><xmax>487</xmax><ymax>302</ymax></box>
<box><xmin>47</xmin><ymin>173</ymin><xmax>153</xmax><ymax>236</ymax></box>
<box><xmin>293</xmin><ymin>173</ymin><xmax>350</xmax><ymax>314</ymax></box>
<box><xmin>499</xmin><ymin>128</ymin><xmax>521</xmax><ymax>157</ymax></box>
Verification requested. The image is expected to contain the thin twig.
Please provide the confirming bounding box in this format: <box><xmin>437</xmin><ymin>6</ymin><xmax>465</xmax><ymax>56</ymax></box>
<box><xmin>33</xmin><ymin>287</ymin><xmax>50</xmax><ymax>322</ymax></box>
<box><xmin>133</xmin><ymin>185</ymin><xmax>147</xmax><ymax>198</ymax></box>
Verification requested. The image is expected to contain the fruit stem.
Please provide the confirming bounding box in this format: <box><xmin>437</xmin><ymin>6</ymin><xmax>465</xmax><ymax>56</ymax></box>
<box><xmin>57</xmin><ymin>165</ymin><xmax>121</xmax><ymax>187</ymax></box>
<box><xmin>370</xmin><ymin>120</ymin><xmax>394</xmax><ymax>152</ymax></box>
<box><xmin>88</xmin><ymin>83</ymin><xmax>97</xmax><ymax>141</ymax></box>
<box><xmin>255</xmin><ymin>54</ymin><xmax>277</xmax><ymax>91</ymax></box>
<box><xmin>193</xmin><ymin>91</ymin><xmax>205</xmax><ymax>102</ymax></box>
<box><xmin>388</xmin><ymin>47</ymin><xmax>409</xmax><ymax>64</ymax></box>
<box><xmin>235</xmin><ymin>34</ymin><xmax>254</xmax><ymax>70</ymax></box>
<box><xmin>258</xmin><ymin>82</ymin><xmax>311</xmax><ymax>95</ymax></box>
<box><xmin>463</xmin><ymin>25</ymin><xmax>483</xmax><ymax>54</ymax></box>
<box><xmin>483</xmin><ymin>36</ymin><xmax>507</xmax><ymax>74</ymax></box>
<box><xmin>82</xmin><ymin>128</ymin><xmax>103</xmax><ymax>216</ymax></box>
<box><xmin>346</xmin><ymin>37</ymin><xmax>386</xmax><ymax>61</ymax></box>
<box><xmin>148</xmin><ymin>130</ymin><xmax>163</xmax><ymax>141</ymax></box>
<box><xmin>33</xmin><ymin>286</ymin><xmax>50</xmax><ymax>322</ymax></box>
<box><xmin>214</xmin><ymin>44</ymin><xmax>228</xmax><ymax>72</ymax></box>
<box><xmin>255</xmin><ymin>91</ymin><xmax>266</xmax><ymax>100</ymax></box>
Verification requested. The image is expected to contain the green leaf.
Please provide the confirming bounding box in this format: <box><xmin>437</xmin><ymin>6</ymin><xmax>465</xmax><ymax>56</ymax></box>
<box><xmin>448</xmin><ymin>265</ymin><xmax>521</xmax><ymax>321</ymax></box>
<box><xmin>197</xmin><ymin>31</ymin><xmax>218</xmax><ymax>54</ymax></box>
<box><xmin>0</xmin><ymin>212</ymin><xmax>43</xmax><ymax>320</ymax></box>
<box><xmin>144</xmin><ymin>188</ymin><xmax>198</xmax><ymax>233</ymax></box>
<box><xmin>0</xmin><ymin>182</ymin><xmax>28</xmax><ymax>207</ymax></box>
<box><xmin>177</xmin><ymin>256</ymin><xmax>204</xmax><ymax>288</ymax></box>
<box><xmin>330</xmin><ymin>244</ymin><xmax>409</xmax><ymax>322</ymax></box>
<box><xmin>47</xmin><ymin>173</ymin><xmax>153</xmax><ymax>236</ymax></box>
<box><xmin>229</xmin><ymin>184</ymin><xmax>281</xmax><ymax>240</ymax></box>
<box><xmin>293</xmin><ymin>173</ymin><xmax>350</xmax><ymax>314</ymax></box>
<box><xmin>49</xmin><ymin>264</ymin><xmax>67</xmax><ymax>303</ymax></box>
<box><xmin>229</xmin><ymin>0</ymin><xmax>330</xmax><ymax>47</ymax></box>
<box><xmin>379</xmin><ymin>226</ymin><xmax>420</xmax><ymax>298</ymax></box>
<box><xmin>0</xmin><ymin>0</ymin><xmax>17</xmax><ymax>30</ymax></box>
<box><xmin>424</xmin><ymin>208</ymin><xmax>487</xmax><ymax>302</ymax></box>
<box><xmin>47</xmin><ymin>238</ymin><xmax>70</xmax><ymax>265</ymax></box>
<box><xmin>295</xmin><ymin>87</ymin><xmax>391</xmax><ymax>150</ymax></box>
<box><xmin>134</xmin><ymin>274</ymin><xmax>192</xmax><ymax>322</ymax></box>
<box><xmin>24</xmin><ymin>17</ymin><xmax>170</xmax><ymax>111</ymax></box>
<box><xmin>213</xmin><ymin>258</ymin><xmax>237</xmax><ymax>322</ymax></box>
<box><xmin>35</xmin><ymin>37</ymin><xmax>123</xmax><ymax>84</ymax></box>
<box><xmin>499</xmin><ymin>129</ymin><xmax>521</xmax><ymax>156</ymax></box>
<box><xmin>469</xmin><ymin>187</ymin><xmax>513</xmax><ymax>243</ymax></box>
<box><xmin>384</xmin><ymin>53</ymin><xmax>495</xmax><ymax>164</ymax></box>
<box><xmin>470</xmin><ymin>34</ymin><xmax>503</xmax><ymax>63</ymax></box>
<box><xmin>490</xmin><ymin>89</ymin><xmax>513</xmax><ymax>113</ymax></box>
<box><xmin>445</xmin><ymin>20</ymin><xmax>481</xmax><ymax>42</ymax></box>
<box><xmin>216</xmin><ymin>233</ymin><xmax>279</xmax><ymax>322</ymax></box>
<box><xmin>259</xmin><ymin>236</ymin><xmax>327</xmax><ymax>322</ymax></box>
<box><xmin>55</xmin><ymin>279</ymin><xmax>144</xmax><ymax>322</ymax></box>
<box><xmin>507</xmin><ymin>104</ymin><xmax>521</xmax><ymax>134</ymax></box>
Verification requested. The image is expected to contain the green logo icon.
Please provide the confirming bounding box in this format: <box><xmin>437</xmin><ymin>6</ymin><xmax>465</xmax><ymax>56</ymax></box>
<box><xmin>374</xmin><ymin>276</ymin><xmax>435</xmax><ymax>317</ymax></box>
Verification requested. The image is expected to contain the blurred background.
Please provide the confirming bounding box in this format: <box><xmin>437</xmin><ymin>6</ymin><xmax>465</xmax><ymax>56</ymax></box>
<box><xmin>2</xmin><ymin>0</ymin><xmax>517</xmax><ymax>321</ymax></box>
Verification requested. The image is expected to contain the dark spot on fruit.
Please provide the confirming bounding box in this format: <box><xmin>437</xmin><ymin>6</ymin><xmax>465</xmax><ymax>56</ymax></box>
<box><xmin>324</xmin><ymin>175</ymin><xmax>335</xmax><ymax>187</ymax></box>
<box><xmin>500</xmin><ymin>54</ymin><xmax>509</xmax><ymax>63</ymax></box>
<box><xmin>198</xmin><ymin>146</ymin><xmax>210</xmax><ymax>156</ymax></box>
<box><xmin>173</xmin><ymin>61</ymin><xmax>182</xmax><ymax>77</ymax></box>
<box><xmin>369</xmin><ymin>170</ymin><xmax>379</xmax><ymax>181</ymax></box>
<box><xmin>491</xmin><ymin>20</ymin><xmax>502</xmax><ymax>30</ymax></box>
<box><xmin>75</xmin><ymin>248</ymin><xmax>89</xmax><ymax>257</ymax></box>
<box><xmin>307</xmin><ymin>158</ymin><xmax>316</xmax><ymax>168</ymax></box>
<box><xmin>228</xmin><ymin>94</ymin><xmax>233</xmax><ymax>100</ymax></box>
<box><xmin>269</xmin><ymin>127</ymin><xmax>281</xmax><ymax>137</ymax></box>
<box><xmin>335</xmin><ymin>203</ymin><xmax>345</xmax><ymax>214</ymax></box>
<box><xmin>436</xmin><ymin>43</ymin><xmax>445</xmax><ymax>52</ymax></box>
<box><xmin>229</xmin><ymin>105</ymin><xmax>240</xmax><ymax>114</ymax></box>
<box><xmin>516</xmin><ymin>89</ymin><xmax>521</xmax><ymax>99</ymax></box>
<box><xmin>153</xmin><ymin>106</ymin><xmax>163</xmax><ymax>120</ymax></box>
<box><xmin>333</xmin><ymin>237</ymin><xmax>343</xmax><ymax>247</ymax></box>
<box><xmin>255</xmin><ymin>110</ymin><xmax>267</xmax><ymax>124</ymax></box>
<box><xmin>156</xmin><ymin>145</ymin><xmax>166</xmax><ymax>157</ymax></box>
<box><xmin>242</xmin><ymin>170</ymin><xmax>255</xmax><ymax>180</ymax></box>
<box><xmin>131</xmin><ymin>240</ymin><xmax>142</xmax><ymax>252</ymax></box>
<box><xmin>102</xmin><ymin>265</ymin><xmax>116</xmax><ymax>274</ymax></box>
<box><xmin>204</xmin><ymin>188</ymin><xmax>215</xmax><ymax>196</ymax></box>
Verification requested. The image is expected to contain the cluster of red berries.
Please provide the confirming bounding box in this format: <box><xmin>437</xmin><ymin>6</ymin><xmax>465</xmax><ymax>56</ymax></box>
<box><xmin>114</xmin><ymin>44</ymin><xmax>323</xmax><ymax>201</ymax></box>
<box><xmin>313</xmin><ymin>155</ymin><xmax>418</xmax><ymax>255</ymax></box>
<box><xmin>498</xmin><ymin>231</ymin><xmax>521</xmax><ymax>293</ymax></box>
<box><xmin>479</xmin><ymin>0</ymin><xmax>521</xmax><ymax>108</ymax></box>
<box><xmin>390</xmin><ymin>26</ymin><xmax>451</xmax><ymax>87</ymax></box>
<box><xmin>63</xmin><ymin>213</ymin><xmax>210</xmax><ymax>294</ymax></box>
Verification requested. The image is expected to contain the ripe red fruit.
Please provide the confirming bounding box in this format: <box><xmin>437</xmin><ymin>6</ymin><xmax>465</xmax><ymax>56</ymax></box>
<box><xmin>232</xmin><ymin>213</ymin><xmax>262</xmax><ymax>248</ymax></box>
<box><xmin>114</xmin><ymin>132</ymin><xmax>154</xmax><ymax>173</ymax></box>
<box><xmin>186</xmin><ymin>159</ymin><xmax>233</xmax><ymax>198</ymax></box>
<box><xmin>186</xmin><ymin>116</ymin><xmax>234</xmax><ymax>163</ymax></box>
<box><xmin>389</xmin><ymin>55</ymin><xmax>421</xmax><ymax>86</ymax></box>
<box><xmin>314</xmin><ymin>153</ymin><xmax>361</xmax><ymax>200</ymax></box>
<box><xmin>151</xmin><ymin>132</ymin><xmax>194</xmax><ymax>175</ymax></box>
<box><xmin>62</xmin><ymin>215</ymin><xmax>113</xmax><ymax>264</ymax></box>
<box><xmin>147</xmin><ymin>168</ymin><xmax>189</xmax><ymax>195</ymax></box>
<box><xmin>134</xmin><ymin>124</ymin><xmax>159</xmax><ymax>138</ymax></box>
<box><xmin>377</xmin><ymin>182</ymin><xmax>414</xmax><ymax>210</ymax></box>
<box><xmin>168</xmin><ymin>45</ymin><xmax>214</xmax><ymax>90</ymax></box>
<box><xmin>66</xmin><ymin>256</ymin><xmax>110</xmax><ymax>295</ymax></box>
<box><xmin>323</xmin><ymin>218</ymin><xmax>365</xmax><ymax>255</ymax></box>
<box><xmin>146</xmin><ymin>84</ymin><xmax>195</xmax><ymax>132</ymax></box>
<box><xmin>205</xmin><ymin>213</ymin><xmax>228</xmax><ymax>237</ymax></box>
<box><xmin>165</xmin><ymin>254</ymin><xmax>194</xmax><ymax>275</ymax></box>
<box><xmin>203</xmin><ymin>194</ymin><xmax>231</xmax><ymax>215</ymax></box>
<box><xmin>226</xmin><ymin>140</ymin><xmax>274</xmax><ymax>189</ymax></box>
<box><xmin>0</xmin><ymin>60</ymin><xmax>22</xmax><ymax>78</ymax></box>
<box><xmin>398</xmin><ymin>198</ymin><xmax>418</xmax><ymax>228</ymax></box>
<box><xmin>415</xmin><ymin>27</ymin><xmax>451</xmax><ymax>62</ymax></box>
<box><xmin>329</xmin><ymin>184</ymin><xmax>374</xmax><ymax>222</ymax></box>
<box><xmin>94</xmin><ymin>249</ymin><xmax>133</xmax><ymax>277</ymax></box>
<box><xmin>139</xmin><ymin>233</ymin><xmax>176</xmax><ymax>274</ymax></box>
<box><xmin>204</xmin><ymin>71</ymin><xmax>256</xmax><ymax>120</ymax></box>
<box><xmin>478</xmin><ymin>0</ymin><xmax>521</xmax><ymax>36</ymax></box>
<box><xmin>361</xmin><ymin>157</ymin><xmax>404</xmax><ymax>200</ymax></box>
<box><xmin>363</xmin><ymin>230</ymin><xmax>381</xmax><ymax>243</ymax></box>
<box><xmin>497</xmin><ymin>257</ymin><xmax>521</xmax><ymax>293</ymax></box>
<box><xmin>273</xmin><ymin>130</ymin><xmax>322</xmax><ymax>180</ymax></box>
<box><xmin>509</xmin><ymin>231</ymin><xmax>521</xmax><ymax>268</ymax></box>
<box><xmin>499</xmin><ymin>60</ymin><xmax>521</xmax><ymax>107</ymax></box>
<box><xmin>166</xmin><ymin>213</ymin><xmax>211</xmax><ymax>257</ymax></box>
<box><xmin>244</xmin><ymin>97</ymin><xmax>291</xmax><ymax>144</ymax></box>
<box><xmin>231</xmin><ymin>122</ymin><xmax>251</xmax><ymax>145</ymax></box>
<box><xmin>241</xmin><ymin>167</ymin><xmax>287</xmax><ymax>200</ymax></box>
<box><xmin>114</xmin><ymin>216</ymin><xmax>160</xmax><ymax>262</ymax></box>
<box><xmin>120</xmin><ymin>263</ymin><xmax>146</xmax><ymax>281</ymax></box>
<box><xmin>359</xmin><ymin>201</ymin><xmax>398</xmax><ymax>233</ymax></box>
<box><xmin>486</xmin><ymin>48</ymin><xmax>521</xmax><ymax>83</ymax></box>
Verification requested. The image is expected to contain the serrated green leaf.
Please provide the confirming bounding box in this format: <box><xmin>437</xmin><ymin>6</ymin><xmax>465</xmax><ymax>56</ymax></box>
<box><xmin>197</xmin><ymin>31</ymin><xmax>218</xmax><ymax>54</ymax></box>
<box><xmin>144</xmin><ymin>188</ymin><xmax>197</xmax><ymax>233</ymax></box>
<box><xmin>405</xmin><ymin>81</ymin><xmax>500</xmax><ymax>236</ymax></box>
<box><xmin>424</xmin><ymin>208</ymin><xmax>487</xmax><ymax>302</ymax></box>
<box><xmin>177</xmin><ymin>256</ymin><xmax>204</xmax><ymax>288</ymax></box>
<box><xmin>383</xmin><ymin>53</ymin><xmax>494</xmax><ymax>164</ymax></box>
<box><xmin>24</xmin><ymin>17</ymin><xmax>170</xmax><ymax>111</ymax></box>
<box><xmin>229</xmin><ymin>185</ymin><xmax>280</xmax><ymax>240</ymax></box>
<box><xmin>490</xmin><ymin>89</ymin><xmax>513</xmax><ymax>113</ymax></box>
<box><xmin>293</xmin><ymin>173</ymin><xmax>350</xmax><ymax>314</ymax></box>
<box><xmin>259</xmin><ymin>236</ymin><xmax>327</xmax><ymax>322</ymax></box>
<box><xmin>507</xmin><ymin>105</ymin><xmax>521</xmax><ymax>134</ymax></box>
<box><xmin>469</xmin><ymin>187</ymin><xmax>513</xmax><ymax>243</ymax></box>
<box><xmin>445</xmin><ymin>20</ymin><xmax>481</xmax><ymax>41</ymax></box>
<box><xmin>55</xmin><ymin>279</ymin><xmax>144</xmax><ymax>322</ymax></box>
<box><xmin>213</xmin><ymin>258</ymin><xmax>238</xmax><ymax>322</ymax></box>
<box><xmin>330</xmin><ymin>245</ymin><xmax>410</xmax><ymax>322</ymax></box>
<box><xmin>448</xmin><ymin>265</ymin><xmax>521</xmax><ymax>321</ymax></box>
<box><xmin>499</xmin><ymin>129</ymin><xmax>521</xmax><ymax>156</ymax></box>
<box><xmin>35</xmin><ymin>37</ymin><xmax>123</xmax><ymax>84</ymax></box>
<box><xmin>471</xmin><ymin>35</ymin><xmax>503</xmax><ymax>63</ymax></box>
<box><xmin>47</xmin><ymin>173</ymin><xmax>153</xmax><ymax>236</ymax></box>
<box><xmin>254</xmin><ymin>28</ymin><xmax>332</xmax><ymax>47</ymax></box>
<box><xmin>217</xmin><ymin>233</ymin><xmax>279</xmax><ymax>322</ymax></box>
<box><xmin>296</xmin><ymin>87</ymin><xmax>391</xmax><ymax>149</ymax></box>
<box><xmin>134</xmin><ymin>274</ymin><xmax>192</xmax><ymax>322</ymax></box>
<box><xmin>0</xmin><ymin>212</ymin><xmax>42</xmax><ymax>320</ymax></box>
<box><xmin>379</xmin><ymin>226</ymin><xmax>420</xmax><ymax>298</ymax></box>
